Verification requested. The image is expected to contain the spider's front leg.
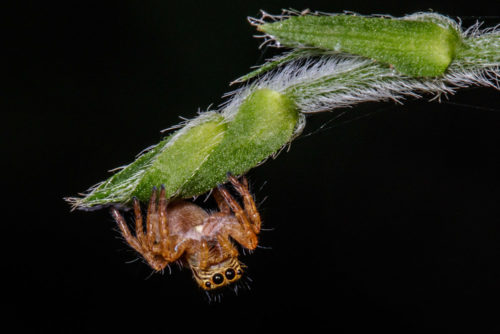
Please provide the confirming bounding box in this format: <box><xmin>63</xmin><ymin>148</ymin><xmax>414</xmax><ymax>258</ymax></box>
<box><xmin>216</xmin><ymin>174</ymin><xmax>262</xmax><ymax>233</ymax></box>
<box><xmin>214</xmin><ymin>175</ymin><xmax>262</xmax><ymax>250</ymax></box>
<box><xmin>111</xmin><ymin>186</ymin><xmax>187</xmax><ymax>271</ymax></box>
<box><xmin>227</xmin><ymin>174</ymin><xmax>261</xmax><ymax>233</ymax></box>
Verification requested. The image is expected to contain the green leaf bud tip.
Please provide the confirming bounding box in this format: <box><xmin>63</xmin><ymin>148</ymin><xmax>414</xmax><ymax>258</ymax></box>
<box><xmin>68</xmin><ymin>88</ymin><xmax>300</xmax><ymax>209</ymax></box>
<box><xmin>181</xmin><ymin>88</ymin><xmax>299</xmax><ymax>196</ymax></box>
<box><xmin>258</xmin><ymin>14</ymin><xmax>463</xmax><ymax>77</ymax></box>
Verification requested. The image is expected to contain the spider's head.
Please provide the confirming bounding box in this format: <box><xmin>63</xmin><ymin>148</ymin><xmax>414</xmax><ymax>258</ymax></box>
<box><xmin>191</xmin><ymin>257</ymin><xmax>245</xmax><ymax>290</ymax></box>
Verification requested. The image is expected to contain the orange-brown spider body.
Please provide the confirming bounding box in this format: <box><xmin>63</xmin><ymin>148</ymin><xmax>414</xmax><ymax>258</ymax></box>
<box><xmin>111</xmin><ymin>175</ymin><xmax>261</xmax><ymax>290</ymax></box>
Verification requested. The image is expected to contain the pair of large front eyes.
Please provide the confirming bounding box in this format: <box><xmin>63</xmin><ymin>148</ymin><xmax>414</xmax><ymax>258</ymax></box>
<box><xmin>205</xmin><ymin>269</ymin><xmax>242</xmax><ymax>288</ymax></box>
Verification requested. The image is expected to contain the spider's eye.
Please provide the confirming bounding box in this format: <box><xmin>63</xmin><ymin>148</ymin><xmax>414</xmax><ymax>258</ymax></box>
<box><xmin>205</xmin><ymin>281</ymin><xmax>212</xmax><ymax>289</ymax></box>
<box><xmin>237</xmin><ymin>269</ymin><xmax>243</xmax><ymax>275</ymax></box>
<box><xmin>225</xmin><ymin>268</ymin><xmax>235</xmax><ymax>280</ymax></box>
<box><xmin>212</xmin><ymin>273</ymin><xmax>224</xmax><ymax>285</ymax></box>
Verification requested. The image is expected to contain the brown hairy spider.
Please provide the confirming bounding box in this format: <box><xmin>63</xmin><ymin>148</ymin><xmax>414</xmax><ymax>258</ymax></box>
<box><xmin>110</xmin><ymin>174</ymin><xmax>261</xmax><ymax>290</ymax></box>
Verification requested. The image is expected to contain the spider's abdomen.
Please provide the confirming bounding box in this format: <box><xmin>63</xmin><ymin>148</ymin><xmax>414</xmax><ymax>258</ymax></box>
<box><xmin>165</xmin><ymin>200</ymin><xmax>209</xmax><ymax>238</ymax></box>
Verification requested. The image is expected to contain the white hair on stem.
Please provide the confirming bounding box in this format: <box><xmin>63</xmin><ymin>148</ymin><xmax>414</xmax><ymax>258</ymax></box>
<box><xmin>223</xmin><ymin>44</ymin><xmax>499</xmax><ymax>115</ymax></box>
<box><xmin>238</xmin><ymin>11</ymin><xmax>500</xmax><ymax>114</ymax></box>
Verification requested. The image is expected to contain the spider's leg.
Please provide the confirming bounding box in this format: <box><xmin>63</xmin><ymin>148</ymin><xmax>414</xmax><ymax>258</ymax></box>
<box><xmin>216</xmin><ymin>185</ymin><xmax>258</xmax><ymax>250</ymax></box>
<box><xmin>141</xmin><ymin>187</ymin><xmax>168</xmax><ymax>270</ymax></box>
<box><xmin>143</xmin><ymin>253</ymin><xmax>170</xmax><ymax>272</ymax></box>
<box><xmin>218</xmin><ymin>218</ymin><xmax>258</xmax><ymax>251</ymax></box>
<box><xmin>112</xmin><ymin>197</ymin><xmax>173</xmax><ymax>272</ymax></box>
<box><xmin>217</xmin><ymin>185</ymin><xmax>253</xmax><ymax>231</ymax></box>
<box><xmin>158</xmin><ymin>185</ymin><xmax>171</xmax><ymax>254</ymax></box>
<box><xmin>145</xmin><ymin>186</ymin><xmax>187</xmax><ymax>263</ymax></box>
<box><xmin>150</xmin><ymin>188</ymin><xmax>165</xmax><ymax>254</ymax></box>
<box><xmin>146</xmin><ymin>187</ymin><xmax>158</xmax><ymax>247</ymax></box>
<box><xmin>111</xmin><ymin>208</ymin><xmax>142</xmax><ymax>253</ymax></box>
<box><xmin>213</xmin><ymin>187</ymin><xmax>231</xmax><ymax>214</ymax></box>
<box><xmin>132</xmin><ymin>197</ymin><xmax>146</xmax><ymax>245</ymax></box>
<box><xmin>227</xmin><ymin>174</ymin><xmax>261</xmax><ymax>233</ymax></box>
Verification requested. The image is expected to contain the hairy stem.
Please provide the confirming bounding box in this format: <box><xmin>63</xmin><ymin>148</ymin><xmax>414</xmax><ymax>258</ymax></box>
<box><xmin>66</xmin><ymin>11</ymin><xmax>499</xmax><ymax>210</ymax></box>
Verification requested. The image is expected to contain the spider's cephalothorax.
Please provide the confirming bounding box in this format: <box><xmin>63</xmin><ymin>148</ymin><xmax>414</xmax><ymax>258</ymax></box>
<box><xmin>111</xmin><ymin>174</ymin><xmax>261</xmax><ymax>290</ymax></box>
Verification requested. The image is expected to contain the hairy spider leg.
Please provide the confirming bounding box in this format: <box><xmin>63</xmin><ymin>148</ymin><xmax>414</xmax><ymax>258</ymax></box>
<box><xmin>148</xmin><ymin>187</ymin><xmax>191</xmax><ymax>268</ymax></box>
<box><xmin>111</xmin><ymin>188</ymin><xmax>188</xmax><ymax>271</ymax></box>
<box><xmin>227</xmin><ymin>175</ymin><xmax>262</xmax><ymax>233</ymax></box>
<box><xmin>149</xmin><ymin>187</ymin><xmax>166</xmax><ymax>254</ymax></box>
<box><xmin>111</xmin><ymin>207</ymin><xmax>142</xmax><ymax>253</ymax></box>
<box><xmin>146</xmin><ymin>187</ymin><xmax>158</xmax><ymax>247</ymax></box>
<box><xmin>112</xmin><ymin>198</ymin><xmax>168</xmax><ymax>270</ymax></box>
<box><xmin>216</xmin><ymin>183</ymin><xmax>259</xmax><ymax>250</ymax></box>
<box><xmin>158</xmin><ymin>186</ymin><xmax>171</xmax><ymax>258</ymax></box>
<box><xmin>215</xmin><ymin>186</ymin><xmax>252</xmax><ymax>230</ymax></box>
<box><xmin>132</xmin><ymin>197</ymin><xmax>146</xmax><ymax>245</ymax></box>
<box><xmin>212</xmin><ymin>188</ymin><xmax>231</xmax><ymax>214</ymax></box>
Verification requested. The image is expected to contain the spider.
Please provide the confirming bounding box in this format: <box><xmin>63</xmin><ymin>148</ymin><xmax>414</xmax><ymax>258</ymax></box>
<box><xmin>110</xmin><ymin>174</ymin><xmax>261</xmax><ymax>290</ymax></box>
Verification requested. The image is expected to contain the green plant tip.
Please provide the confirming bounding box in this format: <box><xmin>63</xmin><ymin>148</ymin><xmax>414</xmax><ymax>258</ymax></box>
<box><xmin>258</xmin><ymin>14</ymin><xmax>463</xmax><ymax>77</ymax></box>
<box><xmin>70</xmin><ymin>89</ymin><xmax>299</xmax><ymax>209</ymax></box>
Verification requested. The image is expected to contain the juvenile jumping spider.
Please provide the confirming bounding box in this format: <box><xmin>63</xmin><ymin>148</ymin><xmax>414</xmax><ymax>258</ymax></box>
<box><xmin>111</xmin><ymin>174</ymin><xmax>261</xmax><ymax>290</ymax></box>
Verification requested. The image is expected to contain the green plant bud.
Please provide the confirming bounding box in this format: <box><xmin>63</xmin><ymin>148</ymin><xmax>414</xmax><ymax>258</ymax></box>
<box><xmin>258</xmin><ymin>14</ymin><xmax>463</xmax><ymax>77</ymax></box>
<box><xmin>69</xmin><ymin>89</ymin><xmax>300</xmax><ymax>209</ymax></box>
<box><xmin>181</xmin><ymin>88</ymin><xmax>298</xmax><ymax>196</ymax></box>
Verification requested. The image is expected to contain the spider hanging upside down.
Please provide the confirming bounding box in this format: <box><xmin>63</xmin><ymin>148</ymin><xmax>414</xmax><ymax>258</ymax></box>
<box><xmin>111</xmin><ymin>174</ymin><xmax>261</xmax><ymax>290</ymax></box>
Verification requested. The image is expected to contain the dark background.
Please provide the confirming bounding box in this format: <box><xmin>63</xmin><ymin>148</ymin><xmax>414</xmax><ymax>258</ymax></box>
<box><xmin>5</xmin><ymin>0</ymin><xmax>500</xmax><ymax>332</ymax></box>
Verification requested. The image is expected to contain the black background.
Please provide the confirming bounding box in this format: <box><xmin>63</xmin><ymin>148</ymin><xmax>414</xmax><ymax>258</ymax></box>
<box><xmin>6</xmin><ymin>0</ymin><xmax>500</xmax><ymax>332</ymax></box>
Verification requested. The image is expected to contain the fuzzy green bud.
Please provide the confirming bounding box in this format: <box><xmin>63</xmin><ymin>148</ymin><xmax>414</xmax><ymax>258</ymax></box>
<box><xmin>69</xmin><ymin>89</ymin><xmax>300</xmax><ymax>209</ymax></box>
<box><xmin>258</xmin><ymin>14</ymin><xmax>463</xmax><ymax>77</ymax></box>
